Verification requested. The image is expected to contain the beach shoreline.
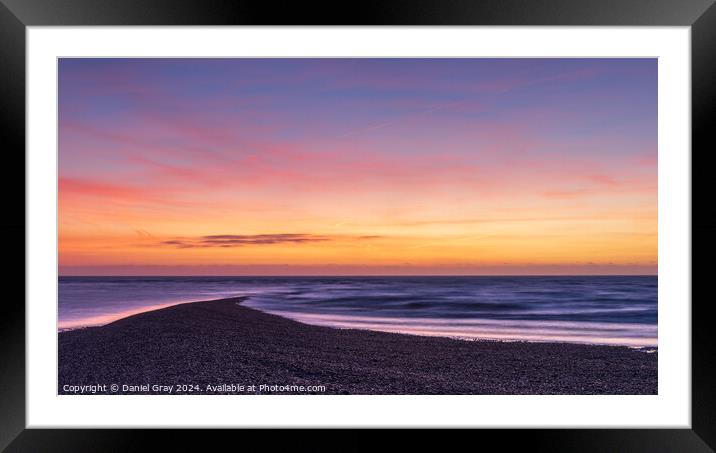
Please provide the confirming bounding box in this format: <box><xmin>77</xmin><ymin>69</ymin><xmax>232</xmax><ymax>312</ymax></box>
<box><xmin>58</xmin><ymin>297</ymin><xmax>657</xmax><ymax>395</ymax></box>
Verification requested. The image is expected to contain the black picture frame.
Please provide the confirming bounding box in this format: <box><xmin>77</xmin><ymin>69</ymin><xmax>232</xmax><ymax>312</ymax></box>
<box><xmin>2</xmin><ymin>0</ymin><xmax>714</xmax><ymax>450</ymax></box>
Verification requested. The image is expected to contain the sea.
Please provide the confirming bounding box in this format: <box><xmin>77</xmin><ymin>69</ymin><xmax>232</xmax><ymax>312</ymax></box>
<box><xmin>58</xmin><ymin>276</ymin><xmax>657</xmax><ymax>347</ymax></box>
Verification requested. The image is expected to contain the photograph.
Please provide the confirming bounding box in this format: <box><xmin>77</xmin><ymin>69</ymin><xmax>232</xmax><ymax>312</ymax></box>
<box><xmin>57</xmin><ymin>57</ymin><xmax>658</xmax><ymax>396</ymax></box>
<box><xmin>3</xmin><ymin>0</ymin><xmax>711</xmax><ymax>447</ymax></box>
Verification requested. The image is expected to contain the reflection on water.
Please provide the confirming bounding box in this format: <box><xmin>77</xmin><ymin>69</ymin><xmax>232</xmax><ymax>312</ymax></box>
<box><xmin>59</xmin><ymin>276</ymin><xmax>657</xmax><ymax>347</ymax></box>
<box><xmin>265</xmin><ymin>312</ymin><xmax>657</xmax><ymax>347</ymax></box>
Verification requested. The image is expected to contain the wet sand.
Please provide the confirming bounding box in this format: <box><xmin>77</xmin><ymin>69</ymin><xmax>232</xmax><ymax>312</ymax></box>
<box><xmin>58</xmin><ymin>297</ymin><xmax>657</xmax><ymax>395</ymax></box>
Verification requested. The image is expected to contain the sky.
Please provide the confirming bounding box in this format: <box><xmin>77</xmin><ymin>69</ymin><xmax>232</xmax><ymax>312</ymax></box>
<box><xmin>58</xmin><ymin>58</ymin><xmax>657</xmax><ymax>276</ymax></box>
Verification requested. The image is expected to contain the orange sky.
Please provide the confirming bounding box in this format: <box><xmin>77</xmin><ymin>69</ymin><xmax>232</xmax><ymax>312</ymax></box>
<box><xmin>59</xmin><ymin>58</ymin><xmax>657</xmax><ymax>275</ymax></box>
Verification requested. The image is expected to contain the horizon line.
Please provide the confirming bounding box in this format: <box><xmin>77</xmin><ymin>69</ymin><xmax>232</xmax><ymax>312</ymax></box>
<box><xmin>58</xmin><ymin>273</ymin><xmax>658</xmax><ymax>278</ymax></box>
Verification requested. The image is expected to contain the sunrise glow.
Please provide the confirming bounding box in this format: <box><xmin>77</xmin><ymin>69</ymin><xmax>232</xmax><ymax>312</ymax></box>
<box><xmin>59</xmin><ymin>58</ymin><xmax>657</xmax><ymax>275</ymax></box>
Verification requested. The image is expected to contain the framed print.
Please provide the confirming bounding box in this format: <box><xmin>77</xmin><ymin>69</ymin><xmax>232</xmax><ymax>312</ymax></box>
<box><xmin>3</xmin><ymin>0</ymin><xmax>715</xmax><ymax>450</ymax></box>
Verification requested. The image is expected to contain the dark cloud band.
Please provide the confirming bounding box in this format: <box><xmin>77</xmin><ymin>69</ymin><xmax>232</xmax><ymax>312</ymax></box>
<box><xmin>158</xmin><ymin>233</ymin><xmax>344</xmax><ymax>248</ymax></box>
